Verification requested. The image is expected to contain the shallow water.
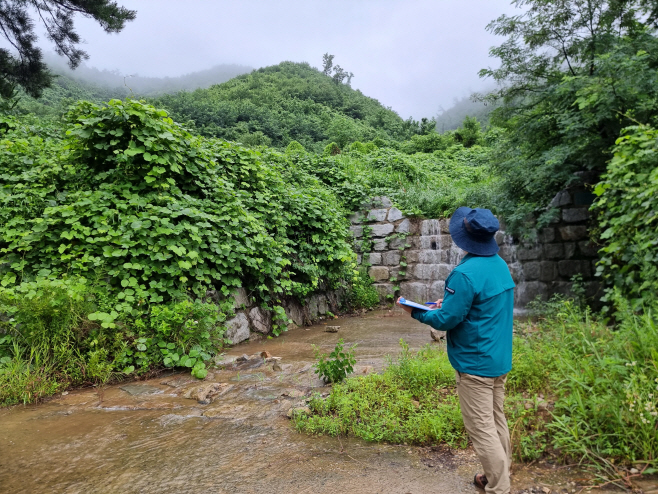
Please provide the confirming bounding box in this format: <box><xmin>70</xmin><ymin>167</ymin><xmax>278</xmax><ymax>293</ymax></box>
<box><xmin>0</xmin><ymin>310</ymin><xmax>647</xmax><ymax>493</ymax></box>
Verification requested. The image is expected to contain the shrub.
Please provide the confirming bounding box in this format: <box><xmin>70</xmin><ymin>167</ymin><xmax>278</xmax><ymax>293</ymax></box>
<box><xmin>313</xmin><ymin>338</ymin><xmax>356</xmax><ymax>384</ymax></box>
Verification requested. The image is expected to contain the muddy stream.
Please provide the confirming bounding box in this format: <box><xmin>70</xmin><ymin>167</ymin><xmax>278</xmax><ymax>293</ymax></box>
<box><xmin>1</xmin><ymin>310</ymin><xmax>652</xmax><ymax>493</ymax></box>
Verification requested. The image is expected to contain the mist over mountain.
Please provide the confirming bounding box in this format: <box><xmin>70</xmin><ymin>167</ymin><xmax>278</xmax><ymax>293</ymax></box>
<box><xmin>43</xmin><ymin>53</ymin><xmax>252</xmax><ymax>97</ymax></box>
<box><xmin>435</xmin><ymin>94</ymin><xmax>497</xmax><ymax>132</ymax></box>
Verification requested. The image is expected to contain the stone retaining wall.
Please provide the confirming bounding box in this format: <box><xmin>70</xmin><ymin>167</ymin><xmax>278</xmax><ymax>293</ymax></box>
<box><xmin>351</xmin><ymin>194</ymin><xmax>600</xmax><ymax>310</ymax></box>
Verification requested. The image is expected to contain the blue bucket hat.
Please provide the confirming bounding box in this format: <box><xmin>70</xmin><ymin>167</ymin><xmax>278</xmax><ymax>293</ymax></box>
<box><xmin>449</xmin><ymin>207</ymin><xmax>500</xmax><ymax>256</ymax></box>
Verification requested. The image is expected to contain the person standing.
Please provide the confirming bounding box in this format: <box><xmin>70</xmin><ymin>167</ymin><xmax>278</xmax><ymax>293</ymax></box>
<box><xmin>396</xmin><ymin>207</ymin><xmax>515</xmax><ymax>494</ymax></box>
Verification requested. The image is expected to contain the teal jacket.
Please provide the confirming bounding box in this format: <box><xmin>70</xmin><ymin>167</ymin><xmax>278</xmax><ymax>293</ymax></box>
<box><xmin>412</xmin><ymin>254</ymin><xmax>515</xmax><ymax>377</ymax></box>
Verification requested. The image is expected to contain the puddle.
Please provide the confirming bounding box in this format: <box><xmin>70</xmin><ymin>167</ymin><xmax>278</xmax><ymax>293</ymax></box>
<box><xmin>0</xmin><ymin>309</ymin><xmax>634</xmax><ymax>493</ymax></box>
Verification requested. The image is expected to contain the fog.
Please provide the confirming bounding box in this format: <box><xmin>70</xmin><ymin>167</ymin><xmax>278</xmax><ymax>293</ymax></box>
<box><xmin>37</xmin><ymin>0</ymin><xmax>519</xmax><ymax>119</ymax></box>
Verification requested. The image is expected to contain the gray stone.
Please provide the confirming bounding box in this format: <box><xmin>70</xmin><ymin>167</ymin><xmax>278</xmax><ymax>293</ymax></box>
<box><xmin>414</xmin><ymin>264</ymin><xmax>451</xmax><ymax>280</ymax></box>
<box><xmin>382</xmin><ymin>251</ymin><xmax>401</xmax><ymax>266</ymax></box>
<box><xmin>421</xmin><ymin>220</ymin><xmax>441</xmax><ymax>236</ymax></box>
<box><xmin>517</xmin><ymin>245</ymin><xmax>542</xmax><ymax>261</ymax></box>
<box><xmin>538</xmin><ymin>228</ymin><xmax>556</xmax><ymax>243</ymax></box>
<box><xmin>515</xmin><ymin>281</ymin><xmax>548</xmax><ymax>306</ymax></box>
<box><xmin>405</xmin><ymin>250</ymin><xmax>420</xmax><ymax>263</ymax></box>
<box><xmin>396</xmin><ymin>218</ymin><xmax>411</xmax><ymax>233</ymax></box>
<box><xmin>559</xmin><ymin>225</ymin><xmax>588</xmax><ymax>241</ymax></box>
<box><xmin>549</xmin><ymin>190</ymin><xmax>572</xmax><ymax>208</ymax></box>
<box><xmin>420</xmin><ymin>235</ymin><xmax>445</xmax><ymax>250</ymax></box>
<box><xmin>389</xmin><ymin>237</ymin><xmax>406</xmax><ymax>249</ymax></box>
<box><xmin>367</xmin><ymin>209</ymin><xmax>388</xmax><ymax>222</ymax></box>
<box><xmin>120</xmin><ymin>384</ymin><xmax>163</xmax><ymax>396</ymax></box>
<box><xmin>370</xmin><ymin>224</ymin><xmax>395</xmax><ymax>238</ymax></box>
<box><xmin>558</xmin><ymin>260</ymin><xmax>590</xmax><ymax>279</ymax></box>
<box><xmin>564</xmin><ymin>242</ymin><xmax>576</xmax><ymax>259</ymax></box>
<box><xmin>578</xmin><ymin>241</ymin><xmax>599</xmax><ymax>257</ymax></box>
<box><xmin>248</xmin><ymin>307</ymin><xmax>272</xmax><ymax>334</ymax></box>
<box><xmin>509</xmin><ymin>262</ymin><xmax>524</xmax><ymax>284</ymax></box>
<box><xmin>429</xmin><ymin>280</ymin><xmax>445</xmax><ymax>300</ymax></box>
<box><xmin>283</xmin><ymin>300</ymin><xmax>305</xmax><ymax>327</ymax></box>
<box><xmin>539</xmin><ymin>261</ymin><xmax>558</xmax><ymax>282</ymax></box>
<box><xmin>225</xmin><ymin>312</ymin><xmax>251</xmax><ymax>344</ymax></box>
<box><xmin>494</xmin><ymin>231</ymin><xmax>506</xmax><ymax>245</ymax></box>
<box><xmin>418</xmin><ymin>250</ymin><xmax>442</xmax><ymax>264</ymax></box>
<box><xmin>498</xmin><ymin>245</ymin><xmax>516</xmax><ymax>263</ymax></box>
<box><xmin>372</xmin><ymin>196</ymin><xmax>392</xmax><ymax>208</ymax></box>
<box><xmin>306</xmin><ymin>296</ymin><xmax>319</xmax><ymax>318</ymax></box>
<box><xmin>387</xmin><ymin>207</ymin><xmax>405</xmax><ymax>222</ymax></box>
<box><xmin>231</xmin><ymin>287</ymin><xmax>250</xmax><ymax>309</ymax></box>
<box><xmin>374</xmin><ymin>283</ymin><xmax>395</xmax><ymax>300</ymax></box>
<box><xmin>368</xmin><ymin>266</ymin><xmax>390</xmax><ymax>282</ymax></box>
<box><xmin>349</xmin><ymin>212</ymin><xmax>363</xmax><ymax>224</ymax></box>
<box><xmin>562</xmin><ymin>208</ymin><xmax>589</xmax><ymax>223</ymax></box>
<box><xmin>373</xmin><ymin>238</ymin><xmax>388</xmax><ymax>251</ymax></box>
<box><xmin>356</xmin><ymin>254</ymin><xmax>362</xmax><ymax>265</ymax></box>
<box><xmin>314</xmin><ymin>294</ymin><xmax>328</xmax><ymax>315</ymax></box>
<box><xmin>365</xmin><ymin>252</ymin><xmax>382</xmax><ymax>265</ymax></box>
<box><xmin>542</xmin><ymin>243</ymin><xmax>564</xmax><ymax>260</ymax></box>
<box><xmin>349</xmin><ymin>225</ymin><xmax>363</xmax><ymax>237</ymax></box>
<box><xmin>523</xmin><ymin>261</ymin><xmax>540</xmax><ymax>281</ymax></box>
<box><xmin>400</xmin><ymin>282</ymin><xmax>428</xmax><ymax>303</ymax></box>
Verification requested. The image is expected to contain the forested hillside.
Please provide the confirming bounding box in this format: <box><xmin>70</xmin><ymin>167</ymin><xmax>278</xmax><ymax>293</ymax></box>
<box><xmin>153</xmin><ymin>62</ymin><xmax>433</xmax><ymax>151</ymax></box>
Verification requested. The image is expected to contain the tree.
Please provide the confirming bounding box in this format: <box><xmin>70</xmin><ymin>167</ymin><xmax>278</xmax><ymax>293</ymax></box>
<box><xmin>322</xmin><ymin>53</ymin><xmax>334</xmax><ymax>76</ymax></box>
<box><xmin>479</xmin><ymin>0</ymin><xmax>658</xmax><ymax>230</ymax></box>
<box><xmin>0</xmin><ymin>0</ymin><xmax>136</xmax><ymax>99</ymax></box>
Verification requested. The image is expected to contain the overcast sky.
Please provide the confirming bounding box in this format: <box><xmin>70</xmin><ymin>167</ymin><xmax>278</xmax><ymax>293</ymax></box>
<box><xmin>43</xmin><ymin>0</ymin><xmax>519</xmax><ymax>120</ymax></box>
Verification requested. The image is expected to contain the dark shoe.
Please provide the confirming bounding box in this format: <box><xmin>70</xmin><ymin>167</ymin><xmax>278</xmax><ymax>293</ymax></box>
<box><xmin>473</xmin><ymin>474</ymin><xmax>488</xmax><ymax>490</ymax></box>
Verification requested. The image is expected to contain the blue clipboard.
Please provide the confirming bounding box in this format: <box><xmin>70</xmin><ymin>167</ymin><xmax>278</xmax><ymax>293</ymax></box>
<box><xmin>398</xmin><ymin>297</ymin><xmax>433</xmax><ymax>311</ymax></box>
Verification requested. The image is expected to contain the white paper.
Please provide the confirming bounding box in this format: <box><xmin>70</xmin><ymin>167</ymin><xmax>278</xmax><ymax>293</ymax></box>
<box><xmin>398</xmin><ymin>297</ymin><xmax>432</xmax><ymax>311</ymax></box>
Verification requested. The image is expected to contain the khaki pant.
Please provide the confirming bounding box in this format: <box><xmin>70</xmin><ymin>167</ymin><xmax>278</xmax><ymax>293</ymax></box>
<box><xmin>455</xmin><ymin>371</ymin><xmax>511</xmax><ymax>494</ymax></box>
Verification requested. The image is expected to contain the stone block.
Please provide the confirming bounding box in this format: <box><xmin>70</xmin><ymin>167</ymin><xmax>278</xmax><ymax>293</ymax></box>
<box><xmin>523</xmin><ymin>261</ymin><xmax>540</xmax><ymax>281</ymax></box>
<box><xmin>372</xmin><ymin>196</ymin><xmax>392</xmax><ymax>208</ymax></box>
<box><xmin>414</xmin><ymin>264</ymin><xmax>452</xmax><ymax>280</ymax></box>
<box><xmin>559</xmin><ymin>225</ymin><xmax>588</xmax><ymax>241</ymax></box>
<box><xmin>549</xmin><ymin>190</ymin><xmax>572</xmax><ymax>208</ymax></box>
<box><xmin>400</xmin><ymin>282</ymin><xmax>428</xmax><ymax>303</ymax></box>
<box><xmin>418</xmin><ymin>250</ymin><xmax>442</xmax><ymax>264</ymax></box>
<box><xmin>515</xmin><ymin>281</ymin><xmax>548</xmax><ymax>306</ymax></box>
<box><xmin>370</xmin><ymin>223</ymin><xmax>395</xmax><ymax>238</ymax></box>
<box><xmin>538</xmin><ymin>227</ymin><xmax>556</xmax><ymax>243</ymax></box>
<box><xmin>248</xmin><ymin>307</ymin><xmax>272</xmax><ymax>334</ymax></box>
<box><xmin>562</xmin><ymin>207</ymin><xmax>589</xmax><ymax>223</ymax></box>
<box><xmin>231</xmin><ymin>287</ymin><xmax>250</xmax><ymax>309</ymax></box>
<box><xmin>349</xmin><ymin>225</ymin><xmax>363</xmax><ymax>238</ymax></box>
<box><xmin>498</xmin><ymin>245</ymin><xmax>516</xmax><ymax>263</ymax></box>
<box><xmin>388</xmin><ymin>237</ymin><xmax>406</xmax><ymax>249</ymax></box>
<box><xmin>368</xmin><ymin>266</ymin><xmax>390</xmax><ymax>282</ymax></box>
<box><xmin>539</xmin><ymin>261</ymin><xmax>558</xmax><ymax>282</ymax></box>
<box><xmin>373</xmin><ymin>239</ymin><xmax>388</xmax><ymax>251</ymax></box>
<box><xmin>382</xmin><ymin>251</ymin><xmax>401</xmax><ymax>266</ymax></box>
<box><xmin>367</xmin><ymin>209</ymin><xmax>388</xmax><ymax>222</ymax></box>
<box><xmin>225</xmin><ymin>312</ymin><xmax>250</xmax><ymax>344</ymax></box>
<box><xmin>421</xmin><ymin>219</ymin><xmax>441</xmax><ymax>236</ymax></box>
<box><xmin>494</xmin><ymin>231</ymin><xmax>506</xmax><ymax>245</ymax></box>
<box><xmin>509</xmin><ymin>262</ymin><xmax>524</xmax><ymax>284</ymax></box>
<box><xmin>405</xmin><ymin>250</ymin><xmax>420</xmax><ymax>263</ymax></box>
<box><xmin>558</xmin><ymin>260</ymin><xmax>591</xmax><ymax>279</ymax></box>
<box><xmin>429</xmin><ymin>280</ymin><xmax>445</xmax><ymax>300</ymax></box>
<box><xmin>573</xmin><ymin>191</ymin><xmax>596</xmax><ymax>206</ymax></box>
<box><xmin>542</xmin><ymin>243</ymin><xmax>564</xmax><ymax>260</ymax></box>
<box><xmin>387</xmin><ymin>207</ymin><xmax>405</xmax><ymax>222</ymax></box>
<box><xmin>564</xmin><ymin>242</ymin><xmax>576</xmax><ymax>259</ymax></box>
<box><xmin>356</xmin><ymin>254</ymin><xmax>362</xmax><ymax>264</ymax></box>
<box><xmin>396</xmin><ymin>218</ymin><xmax>411</xmax><ymax>233</ymax></box>
<box><xmin>578</xmin><ymin>241</ymin><xmax>599</xmax><ymax>258</ymax></box>
<box><xmin>440</xmin><ymin>219</ymin><xmax>450</xmax><ymax>234</ymax></box>
<box><xmin>365</xmin><ymin>252</ymin><xmax>382</xmax><ymax>265</ymax></box>
<box><xmin>420</xmin><ymin>235</ymin><xmax>445</xmax><ymax>250</ymax></box>
<box><xmin>374</xmin><ymin>283</ymin><xmax>395</xmax><ymax>300</ymax></box>
<box><xmin>283</xmin><ymin>299</ymin><xmax>305</xmax><ymax>327</ymax></box>
<box><xmin>517</xmin><ymin>244</ymin><xmax>542</xmax><ymax>261</ymax></box>
<box><xmin>349</xmin><ymin>212</ymin><xmax>363</xmax><ymax>224</ymax></box>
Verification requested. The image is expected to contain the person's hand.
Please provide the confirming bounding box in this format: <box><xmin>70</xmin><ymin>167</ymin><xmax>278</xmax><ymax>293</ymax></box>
<box><xmin>426</xmin><ymin>298</ymin><xmax>443</xmax><ymax>309</ymax></box>
<box><xmin>395</xmin><ymin>297</ymin><xmax>413</xmax><ymax>315</ymax></box>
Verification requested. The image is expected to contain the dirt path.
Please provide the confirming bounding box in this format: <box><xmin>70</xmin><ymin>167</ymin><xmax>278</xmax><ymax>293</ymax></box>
<box><xmin>0</xmin><ymin>310</ymin><xmax>648</xmax><ymax>493</ymax></box>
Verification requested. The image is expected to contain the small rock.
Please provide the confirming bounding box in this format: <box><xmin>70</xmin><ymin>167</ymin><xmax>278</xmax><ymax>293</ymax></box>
<box><xmin>524</xmin><ymin>401</ymin><xmax>534</xmax><ymax>410</ymax></box>
<box><xmin>630</xmin><ymin>467</ymin><xmax>639</xmax><ymax>474</ymax></box>
<box><xmin>260</xmin><ymin>351</ymin><xmax>272</xmax><ymax>358</ymax></box>
<box><xmin>411</xmin><ymin>400</ymin><xmax>420</xmax><ymax>408</ymax></box>
<box><xmin>286</xmin><ymin>406</ymin><xmax>311</xmax><ymax>418</ymax></box>
<box><xmin>183</xmin><ymin>382</ymin><xmax>233</xmax><ymax>404</ymax></box>
<box><xmin>61</xmin><ymin>391</ymin><xmax>69</xmax><ymax>396</ymax></box>
<box><xmin>429</xmin><ymin>328</ymin><xmax>445</xmax><ymax>341</ymax></box>
<box><xmin>236</xmin><ymin>354</ymin><xmax>249</xmax><ymax>362</ymax></box>
<box><xmin>282</xmin><ymin>389</ymin><xmax>305</xmax><ymax>398</ymax></box>
<box><xmin>541</xmin><ymin>487</ymin><xmax>551</xmax><ymax>494</ymax></box>
<box><xmin>325</xmin><ymin>326</ymin><xmax>340</xmax><ymax>333</ymax></box>
<box><xmin>272</xmin><ymin>362</ymin><xmax>282</xmax><ymax>371</ymax></box>
<box><xmin>264</xmin><ymin>357</ymin><xmax>282</xmax><ymax>363</ymax></box>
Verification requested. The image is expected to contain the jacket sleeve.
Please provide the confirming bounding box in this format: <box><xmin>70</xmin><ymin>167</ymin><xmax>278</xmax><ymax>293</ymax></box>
<box><xmin>411</xmin><ymin>271</ymin><xmax>475</xmax><ymax>331</ymax></box>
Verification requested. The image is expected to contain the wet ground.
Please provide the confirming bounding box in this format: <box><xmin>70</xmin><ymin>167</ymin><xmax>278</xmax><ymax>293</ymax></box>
<box><xmin>1</xmin><ymin>310</ymin><xmax>655</xmax><ymax>493</ymax></box>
